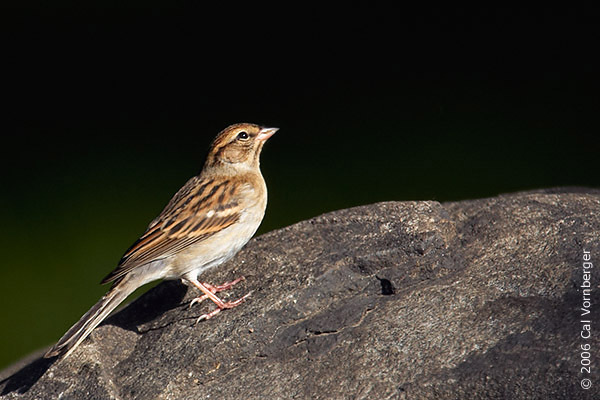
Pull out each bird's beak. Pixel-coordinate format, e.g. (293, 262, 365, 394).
(257, 127, 279, 142)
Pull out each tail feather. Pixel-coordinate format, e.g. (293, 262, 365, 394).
(44, 280, 137, 359)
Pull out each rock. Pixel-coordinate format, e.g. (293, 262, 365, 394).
(1, 189, 599, 399)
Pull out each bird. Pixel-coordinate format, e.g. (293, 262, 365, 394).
(44, 122, 278, 359)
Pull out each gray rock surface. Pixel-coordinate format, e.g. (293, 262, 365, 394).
(1, 189, 599, 399)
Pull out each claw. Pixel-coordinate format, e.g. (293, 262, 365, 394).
(188, 277, 246, 308)
(189, 295, 209, 308)
(186, 277, 251, 323)
(194, 291, 253, 324)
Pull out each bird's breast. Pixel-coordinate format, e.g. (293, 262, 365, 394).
(165, 200, 266, 279)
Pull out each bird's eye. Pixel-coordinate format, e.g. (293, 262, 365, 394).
(237, 131, 249, 140)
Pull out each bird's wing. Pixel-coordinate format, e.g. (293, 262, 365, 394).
(101, 175, 250, 284)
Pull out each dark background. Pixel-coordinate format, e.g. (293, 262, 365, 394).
(1, 6, 598, 369)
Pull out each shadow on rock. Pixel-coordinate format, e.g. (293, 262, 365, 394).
(0, 357, 55, 396)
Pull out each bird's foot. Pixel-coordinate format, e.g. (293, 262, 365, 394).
(189, 276, 246, 308)
(186, 276, 252, 323)
(195, 290, 253, 323)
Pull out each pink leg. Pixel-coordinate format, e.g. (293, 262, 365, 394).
(186, 277, 252, 323)
(188, 277, 246, 308)
(204, 277, 246, 293)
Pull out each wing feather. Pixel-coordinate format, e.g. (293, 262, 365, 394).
(101, 175, 249, 284)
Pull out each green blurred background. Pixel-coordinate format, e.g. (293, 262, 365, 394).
(1, 7, 598, 369)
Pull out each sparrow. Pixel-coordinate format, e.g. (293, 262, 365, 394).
(44, 122, 278, 359)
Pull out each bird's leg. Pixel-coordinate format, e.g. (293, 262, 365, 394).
(204, 277, 246, 293)
(185, 277, 252, 323)
(188, 277, 246, 307)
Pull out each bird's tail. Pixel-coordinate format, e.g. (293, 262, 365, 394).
(44, 278, 138, 359)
